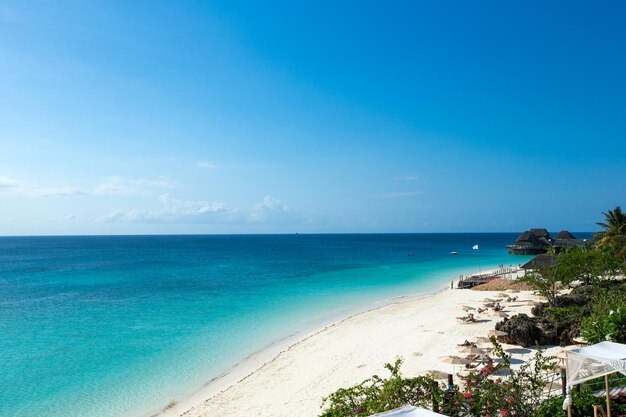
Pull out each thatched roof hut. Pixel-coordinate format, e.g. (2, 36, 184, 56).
(521, 254, 557, 270)
(555, 230, 576, 240)
(509, 229, 552, 254)
(509, 229, 585, 255)
(515, 231, 544, 245)
(530, 228, 550, 239)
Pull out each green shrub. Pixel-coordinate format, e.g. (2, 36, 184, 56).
(319, 358, 441, 417)
(580, 288, 626, 343)
(533, 386, 626, 417)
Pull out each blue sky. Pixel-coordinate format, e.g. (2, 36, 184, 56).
(1, 1, 625, 235)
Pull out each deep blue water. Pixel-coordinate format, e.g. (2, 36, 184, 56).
(0, 233, 541, 416)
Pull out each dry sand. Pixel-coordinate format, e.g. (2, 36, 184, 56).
(167, 276, 556, 417)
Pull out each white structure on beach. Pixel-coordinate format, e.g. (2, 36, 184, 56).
(564, 341, 626, 417)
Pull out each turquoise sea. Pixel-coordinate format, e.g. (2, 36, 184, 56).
(0, 234, 536, 417)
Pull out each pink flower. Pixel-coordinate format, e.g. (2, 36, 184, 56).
(500, 410, 510, 416)
(464, 391, 472, 399)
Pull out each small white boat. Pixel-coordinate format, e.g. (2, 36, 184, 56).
(450, 251, 458, 255)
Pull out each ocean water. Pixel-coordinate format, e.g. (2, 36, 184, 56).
(0, 233, 533, 417)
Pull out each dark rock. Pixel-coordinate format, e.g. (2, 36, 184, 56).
(496, 314, 544, 347)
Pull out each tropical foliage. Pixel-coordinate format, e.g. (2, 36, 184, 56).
(595, 205, 626, 263)
(319, 358, 441, 417)
(320, 343, 557, 417)
(320, 206, 626, 417)
(519, 263, 572, 307)
(557, 248, 622, 285)
(580, 286, 626, 344)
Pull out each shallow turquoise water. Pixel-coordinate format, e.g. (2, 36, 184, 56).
(0, 234, 533, 416)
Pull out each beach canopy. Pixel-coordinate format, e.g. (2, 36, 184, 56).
(565, 341, 626, 386)
(488, 330, 508, 337)
(368, 405, 447, 417)
(563, 342, 626, 414)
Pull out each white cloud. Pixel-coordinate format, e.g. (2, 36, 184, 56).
(32, 186, 86, 197)
(249, 196, 295, 223)
(56, 214, 77, 223)
(101, 210, 129, 223)
(0, 177, 86, 197)
(0, 175, 175, 198)
(100, 195, 309, 226)
(0, 177, 21, 188)
(93, 176, 176, 196)
(196, 161, 217, 169)
(100, 194, 232, 223)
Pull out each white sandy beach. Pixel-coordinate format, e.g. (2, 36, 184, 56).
(167, 275, 556, 417)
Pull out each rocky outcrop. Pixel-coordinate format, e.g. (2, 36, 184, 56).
(496, 314, 544, 347)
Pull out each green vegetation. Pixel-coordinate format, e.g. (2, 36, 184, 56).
(557, 248, 622, 286)
(319, 358, 441, 417)
(595, 206, 626, 263)
(319, 206, 626, 417)
(580, 287, 626, 344)
(520, 262, 572, 307)
(320, 342, 556, 417)
(533, 386, 626, 417)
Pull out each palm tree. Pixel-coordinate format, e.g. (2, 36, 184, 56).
(595, 206, 626, 263)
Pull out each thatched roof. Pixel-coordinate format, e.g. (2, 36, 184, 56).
(555, 230, 576, 240)
(530, 228, 550, 238)
(515, 231, 531, 243)
(521, 254, 557, 270)
(515, 231, 546, 246)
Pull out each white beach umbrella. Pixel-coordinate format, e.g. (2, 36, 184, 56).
(472, 336, 492, 344)
(439, 355, 471, 365)
(439, 355, 471, 374)
(491, 311, 509, 318)
(496, 293, 509, 298)
(461, 305, 476, 311)
(482, 298, 496, 302)
(487, 330, 508, 337)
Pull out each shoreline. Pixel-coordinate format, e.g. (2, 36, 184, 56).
(161, 265, 532, 417)
(156, 282, 452, 417)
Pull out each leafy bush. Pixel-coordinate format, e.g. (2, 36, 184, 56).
(319, 358, 441, 417)
(444, 343, 555, 417)
(320, 342, 558, 417)
(533, 386, 626, 417)
(580, 288, 626, 343)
